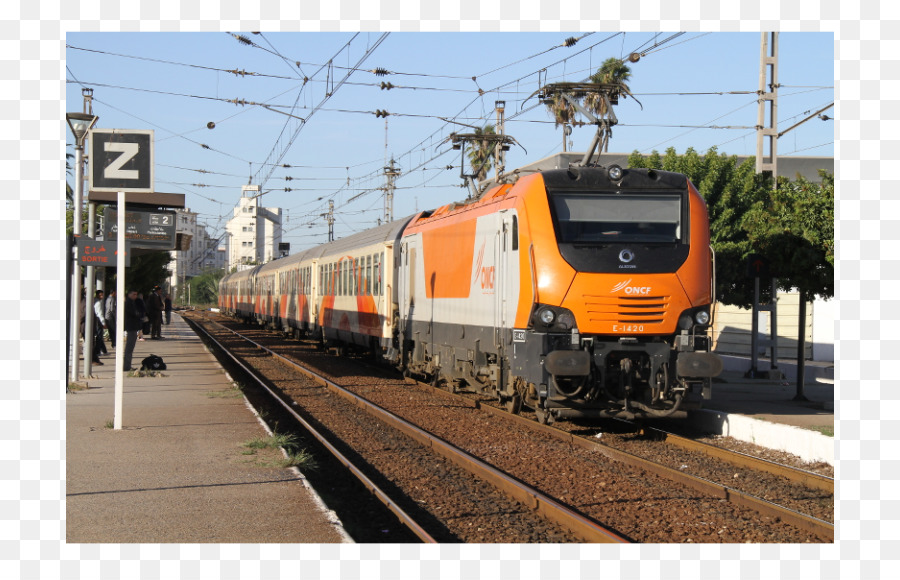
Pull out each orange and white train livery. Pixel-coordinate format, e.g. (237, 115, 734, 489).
(220, 164, 722, 422)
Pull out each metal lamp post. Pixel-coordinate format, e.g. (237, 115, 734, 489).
(67, 112, 98, 382)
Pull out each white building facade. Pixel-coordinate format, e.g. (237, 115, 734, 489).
(225, 185, 283, 271)
(166, 208, 226, 300)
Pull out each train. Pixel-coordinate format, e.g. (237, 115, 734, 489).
(219, 164, 723, 423)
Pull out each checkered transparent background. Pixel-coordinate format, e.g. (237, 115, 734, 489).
(8, 0, 888, 577)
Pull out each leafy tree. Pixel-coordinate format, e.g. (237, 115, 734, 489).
(188, 268, 226, 306)
(742, 171, 834, 297)
(741, 171, 834, 394)
(115, 251, 174, 296)
(627, 147, 832, 308)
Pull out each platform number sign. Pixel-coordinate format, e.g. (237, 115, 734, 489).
(89, 129, 154, 193)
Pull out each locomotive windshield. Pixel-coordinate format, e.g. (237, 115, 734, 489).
(551, 192, 682, 244)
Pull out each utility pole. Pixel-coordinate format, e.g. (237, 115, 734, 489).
(67, 89, 98, 383)
(750, 33, 783, 383)
(383, 158, 399, 223)
(756, 32, 779, 185)
(494, 101, 506, 180)
(322, 200, 335, 242)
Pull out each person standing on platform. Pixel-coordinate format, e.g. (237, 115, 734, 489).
(122, 289, 142, 372)
(135, 292, 147, 341)
(164, 293, 172, 325)
(92, 290, 108, 361)
(104, 289, 117, 349)
(147, 285, 164, 339)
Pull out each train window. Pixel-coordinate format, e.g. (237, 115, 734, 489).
(344, 260, 349, 296)
(512, 216, 519, 251)
(365, 255, 372, 296)
(550, 192, 682, 244)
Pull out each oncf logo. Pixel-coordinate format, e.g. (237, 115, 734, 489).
(611, 279, 652, 295)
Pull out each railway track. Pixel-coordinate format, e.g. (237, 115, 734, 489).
(185, 311, 833, 543)
(186, 312, 625, 543)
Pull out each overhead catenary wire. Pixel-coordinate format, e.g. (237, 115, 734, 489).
(67, 33, 831, 252)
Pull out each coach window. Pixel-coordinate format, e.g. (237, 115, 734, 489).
(343, 260, 349, 296)
(358, 257, 364, 296)
(372, 254, 379, 296)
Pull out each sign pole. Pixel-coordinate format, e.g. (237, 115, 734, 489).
(83, 202, 97, 378)
(114, 191, 126, 430)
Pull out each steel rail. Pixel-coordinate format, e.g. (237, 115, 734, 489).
(187, 316, 437, 543)
(639, 426, 834, 494)
(202, 316, 630, 544)
(201, 313, 832, 542)
(465, 398, 834, 542)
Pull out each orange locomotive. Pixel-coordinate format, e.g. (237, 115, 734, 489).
(220, 164, 722, 422)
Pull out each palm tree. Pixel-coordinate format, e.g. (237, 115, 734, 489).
(467, 124, 496, 182)
(543, 57, 637, 152)
(583, 57, 633, 117)
(546, 93, 577, 128)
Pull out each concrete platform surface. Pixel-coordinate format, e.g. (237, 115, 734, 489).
(693, 366, 835, 466)
(66, 313, 351, 544)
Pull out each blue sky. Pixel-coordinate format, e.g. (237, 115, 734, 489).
(65, 32, 834, 252)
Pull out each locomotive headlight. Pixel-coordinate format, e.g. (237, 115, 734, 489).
(695, 310, 711, 326)
(608, 164, 623, 181)
(557, 312, 576, 330)
(539, 308, 556, 325)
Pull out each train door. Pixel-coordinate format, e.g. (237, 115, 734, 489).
(381, 243, 393, 339)
(494, 211, 518, 341)
(494, 212, 508, 346)
(399, 240, 417, 324)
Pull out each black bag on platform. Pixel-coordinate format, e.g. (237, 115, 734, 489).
(141, 354, 167, 371)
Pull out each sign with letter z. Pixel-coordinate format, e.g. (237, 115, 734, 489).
(89, 129, 154, 193)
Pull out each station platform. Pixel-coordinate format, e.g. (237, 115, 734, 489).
(692, 355, 835, 466)
(66, 312, 351, 544)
